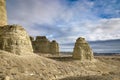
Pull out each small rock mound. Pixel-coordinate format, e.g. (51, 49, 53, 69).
(72, 37, 94, 60)
(0, 25, 33, 55)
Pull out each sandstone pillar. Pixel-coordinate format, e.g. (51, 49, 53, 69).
(72, 37, 94, 60)
(0, 0, 7, 26)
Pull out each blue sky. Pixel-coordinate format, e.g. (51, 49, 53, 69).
(6, 0, 120, 51)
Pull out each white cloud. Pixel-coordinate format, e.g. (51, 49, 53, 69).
(7, 0, 65, 25)
(6, 0, 120, 51)
(84, 18, 120, 41)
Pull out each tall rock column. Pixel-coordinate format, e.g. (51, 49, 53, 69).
(72, 37, 94, 61)
(0, 0, 33, 55)
(0, 0, 7, 26)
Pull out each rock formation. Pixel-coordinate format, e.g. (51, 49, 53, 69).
(50, 40, 59, 55)
(31, 36, 59, 55)
(0, 25, 33, 55)
(0, 0, 7, 26)
(72, 37, 94, 60)
(33, 36, 50, 53)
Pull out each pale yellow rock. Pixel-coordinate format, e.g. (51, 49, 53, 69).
(50, 40, 59, 55)
(72, 37, 94, 60)
(4, 76, 10, 80)
(0, 0, 7, 26)
(31, 36, 59, 55)
(0, 25, 33, 55)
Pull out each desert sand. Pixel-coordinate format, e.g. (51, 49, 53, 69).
(0, 50, 119, 80)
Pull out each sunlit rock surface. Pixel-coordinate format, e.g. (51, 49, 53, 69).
(72, 37, 94, 60)
(0, 0, 7, 26)
(0, 25, 33, 55)
(31, 36, 59, 55)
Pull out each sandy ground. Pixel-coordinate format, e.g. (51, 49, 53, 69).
(58, 55, 120, 80)
(0, 50, 120, 80)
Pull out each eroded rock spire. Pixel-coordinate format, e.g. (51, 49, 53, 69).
(0, 0, 7, 26)
(72, 37, 94, 61)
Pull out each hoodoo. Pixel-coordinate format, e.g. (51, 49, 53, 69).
(0, 0, 7, 26)
(33, 36, 50, 53)
(0, 0, 33, 55)
(0, 25, 33, 55)
(31, 36, 59, 55)
(72, 37, 94, 61)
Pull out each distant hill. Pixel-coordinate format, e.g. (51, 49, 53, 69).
(88, 39, 120, 53)
(60, 39, 120, 53)
(89, 39, 120, 44)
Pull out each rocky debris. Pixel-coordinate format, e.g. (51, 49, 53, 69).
(0, 0, 7, 26)
(31, 36, 59, 55)
(0, 25, 33, 55)
(72, 37, 94, 60)
(50, 40, 59, 55)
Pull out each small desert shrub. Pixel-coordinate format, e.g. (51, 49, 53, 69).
(109, 72, 116, 75)
(102, 73, 109, 76)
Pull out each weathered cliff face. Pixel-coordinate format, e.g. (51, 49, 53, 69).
(0, 0, 7, 26)
(31, 36, 59, 55)
(0, 25, 33, 55)
(50, 40, 59, 55)
(72, 37, 94, 60)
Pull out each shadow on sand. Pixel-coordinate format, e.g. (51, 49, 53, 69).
(48, 56, 76, 61)
(59, 74, 119, 80)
